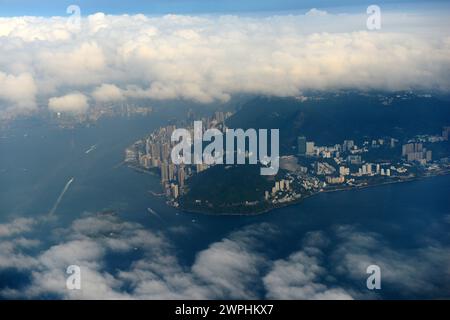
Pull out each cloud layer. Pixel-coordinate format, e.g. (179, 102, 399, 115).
(0, 9, 450, 117)
(0, 212, 449, 299)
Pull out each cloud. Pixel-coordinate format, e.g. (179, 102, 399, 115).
(0, 217, 35, 238)
(92, 84, 124, 103)
(330, 225, 450, 298)
(0, 215, 275, 299)
(191, 224, 275, 299)
(0, 10, 450, 117)
(263, 231, 353, 300)
(0, 213, 449, 300)
(305, 8, 328, 17)
(263, 251, 353, 299)
(48, 92, 89, 114)
(0, 72, 37, 112)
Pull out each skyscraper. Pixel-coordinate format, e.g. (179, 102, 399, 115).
(343, 140, 355, 152)
(171, 184, 179, 199)
(306, 142, 315, 156)
(178, 166, 185, 189)
(443, 127, 450, 140)
(151, 143, 160, 160)
(161, 162, 169, 183)
(297, 136, 306, 156)
(168, 163, 175, 181)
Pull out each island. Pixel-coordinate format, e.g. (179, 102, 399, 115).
(124, 92, 450, 215)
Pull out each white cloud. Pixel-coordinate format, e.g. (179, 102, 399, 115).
(0, 217, 35, 238)
(305, 8, 328, 17)
(92, 84, 124, 103)
(0, 10, 449, 117)
(48, 92, 89, 114)
(0, 72, 37, 112)
(263, 251, 353, 300)
(331, 225, 450, 297)
(263, 231, 353, 300)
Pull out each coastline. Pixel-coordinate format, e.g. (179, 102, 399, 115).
(127, 157, 450, 216)
(176, 169, 450, 216)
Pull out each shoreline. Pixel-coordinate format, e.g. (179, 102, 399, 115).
(176, 169, 450, 216)
(127, 161, 450, 216)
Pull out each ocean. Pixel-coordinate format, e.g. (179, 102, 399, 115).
(1, 113, 449, 299)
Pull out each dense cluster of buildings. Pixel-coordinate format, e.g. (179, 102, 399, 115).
(263, 126, 450, 202)
(125, 111, 231, 203)
(127, 114, 449, 209)
(294, 135, 400, 186)
(260, 125, 448, 206)
(402, 143, 432, 164)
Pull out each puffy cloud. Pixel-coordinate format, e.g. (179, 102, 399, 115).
(0, 10, 449, 117)
(92, 84, 124, 103)
(0, 72, 37, 112)
(263, 251, 353, 299)
(191, 224, 275, 299)
(263, 231, 353, 300)
(330, 225, 450, 298)
(0, 217, 35, 238)
(48, 92, 89, 114)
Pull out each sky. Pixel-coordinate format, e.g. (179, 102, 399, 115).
(0, 0, 448, 16)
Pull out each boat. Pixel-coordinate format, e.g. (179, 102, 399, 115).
(85, 144, 97, 154)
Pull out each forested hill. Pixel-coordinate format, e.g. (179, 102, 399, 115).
(226, 93, 450, 154)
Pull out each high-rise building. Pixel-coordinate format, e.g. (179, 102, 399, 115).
(390, 138, 396, 148)
(403, 143, 429, 162)
(177, 166, 185, 189)
(343, 140, 355, 152)
(168, 163, 175, 181)
(443, 127, 450, 140)
(297, 136, 306, 156)
(171, 184, 179, 199)
(347, 155, 362, 165)
(339, 166, 350, 176)
(145, 138, 152, 155)
(161, 143, 171, 161)
(215, 111, 225, 124)
(140, 155, 151, 169)
(196, 164, 205, 173)
(402, 143, 414, 156)
(306, 142, 315, 156)
(151, 143, 160, 160)
(161, 162, 169, 183)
